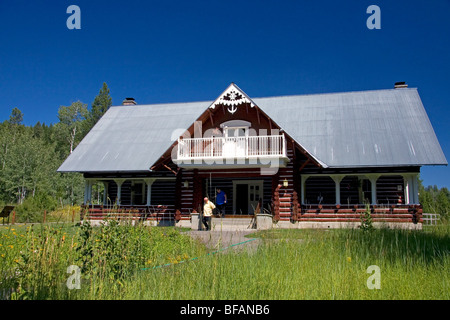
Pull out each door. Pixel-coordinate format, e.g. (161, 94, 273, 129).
(248, 182, 262, 213)
(235, 184, 248, 215)
(233, 180, 264, 214)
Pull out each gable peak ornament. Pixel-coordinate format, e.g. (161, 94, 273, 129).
(209, 83, 256, 115)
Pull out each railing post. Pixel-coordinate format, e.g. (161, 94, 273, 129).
(211, 137, 213, 158)
(245, 136, 248, 157)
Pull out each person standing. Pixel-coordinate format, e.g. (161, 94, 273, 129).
(202, 197, 215, 231)
(216, 188, 227, 218)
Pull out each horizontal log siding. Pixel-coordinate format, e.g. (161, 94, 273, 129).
(273, 147, 295, 221)
(106, 179, 175, 207)
(298, 204, 422, 223)
(304, 176, 335, 205)
(180, 170, 194, 216)
(376, 175, 405, 205)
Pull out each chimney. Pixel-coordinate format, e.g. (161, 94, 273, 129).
(122, 97, 137, 105)
(394, 82, 408, 89)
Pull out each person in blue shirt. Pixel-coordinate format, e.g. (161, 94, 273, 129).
(215, 188, 227, 218)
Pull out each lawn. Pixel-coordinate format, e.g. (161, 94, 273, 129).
(0, 220, 448, 300)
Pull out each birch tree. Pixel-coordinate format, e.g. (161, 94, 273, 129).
(55, 101, 89, 155)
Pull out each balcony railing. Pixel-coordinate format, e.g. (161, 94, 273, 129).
(177, 135, 287, 160)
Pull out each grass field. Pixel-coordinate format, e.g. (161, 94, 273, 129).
(0, 219, 448, 300)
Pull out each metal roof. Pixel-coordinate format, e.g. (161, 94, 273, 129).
(57, 101, 209, 172)
(254, 88, 447, 168)
(57, 87, 447, 173)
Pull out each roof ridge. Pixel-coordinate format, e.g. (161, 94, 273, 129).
(110, 87, 418, 108)
(252, 87, 418, 100)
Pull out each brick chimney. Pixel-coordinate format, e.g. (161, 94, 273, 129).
(394, 82, 408, 89)
(122, 97, 137, 105)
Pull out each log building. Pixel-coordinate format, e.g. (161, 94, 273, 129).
(58, 83, 447, 228)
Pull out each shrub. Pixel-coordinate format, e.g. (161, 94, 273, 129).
(359, 202, 374, 232)
(14, 193, 58, 223)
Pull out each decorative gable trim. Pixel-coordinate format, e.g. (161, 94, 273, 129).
(209, 83, 256, 114)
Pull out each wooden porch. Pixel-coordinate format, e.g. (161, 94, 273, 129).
(291, 204, 423, 223)
(80, 203, 423, 225)
(81, 204, 190, 223)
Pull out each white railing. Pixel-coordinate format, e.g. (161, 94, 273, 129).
(177, 135, 286, 160)
(422, 213, 440, 226)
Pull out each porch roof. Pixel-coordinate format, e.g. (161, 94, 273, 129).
(57, 87, 447, 173)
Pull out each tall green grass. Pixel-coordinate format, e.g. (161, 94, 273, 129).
(1, 221, 448, 300)
(0, 219, 205, 299)
(123, 225, 449, 300)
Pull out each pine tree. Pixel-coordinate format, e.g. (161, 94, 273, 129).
(8, 107, 24, 125)
(89, 82, 112, 127)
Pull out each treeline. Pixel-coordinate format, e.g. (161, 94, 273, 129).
(419, 182, 450, 220)
(0, 83, 112, 221)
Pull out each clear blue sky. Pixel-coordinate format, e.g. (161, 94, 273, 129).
(0, 0, 449, 187)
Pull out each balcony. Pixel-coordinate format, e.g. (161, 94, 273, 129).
(175, 135, 288, 168)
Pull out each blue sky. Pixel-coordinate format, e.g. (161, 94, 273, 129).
(0, 0, 449, 187)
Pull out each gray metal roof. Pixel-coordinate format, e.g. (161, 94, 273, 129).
(57, 87, 447, 173)
(58, 101, 209, 172)
(254, 88, 447, 168)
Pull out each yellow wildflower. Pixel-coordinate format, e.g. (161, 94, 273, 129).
(346, 257, 352, 263)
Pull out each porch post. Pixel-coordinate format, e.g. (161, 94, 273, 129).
(404, 175, 411, 204)
(144, 178, 156, 206)
(89, 180, 94, 203)
(300, 175, 309, 205)
(114, 179, 126, 205)
(332, 175, 344, 205)
(84, 180, 89, 205)
(411, 174, 419, 204)
(84, 179, 95, 204)
(403, 173, 419, 204)
(102, 181, 109, 205)
(368, 175, 380, 205)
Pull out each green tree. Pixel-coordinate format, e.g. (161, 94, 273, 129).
(8, 107, 24, 125)
(55, 101, 89, 155)
(0, 126, 59, 204)
(419, 177, 450, 221)
(33, 121, 43, 138)
(88, 82, 112, 128)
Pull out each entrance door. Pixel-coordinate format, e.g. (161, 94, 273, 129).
(233, 180, 263, 214)
(248, 183, 262, 213)
(235, 184, 248, 215)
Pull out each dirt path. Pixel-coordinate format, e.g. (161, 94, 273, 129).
(187, 229, 261, 253)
